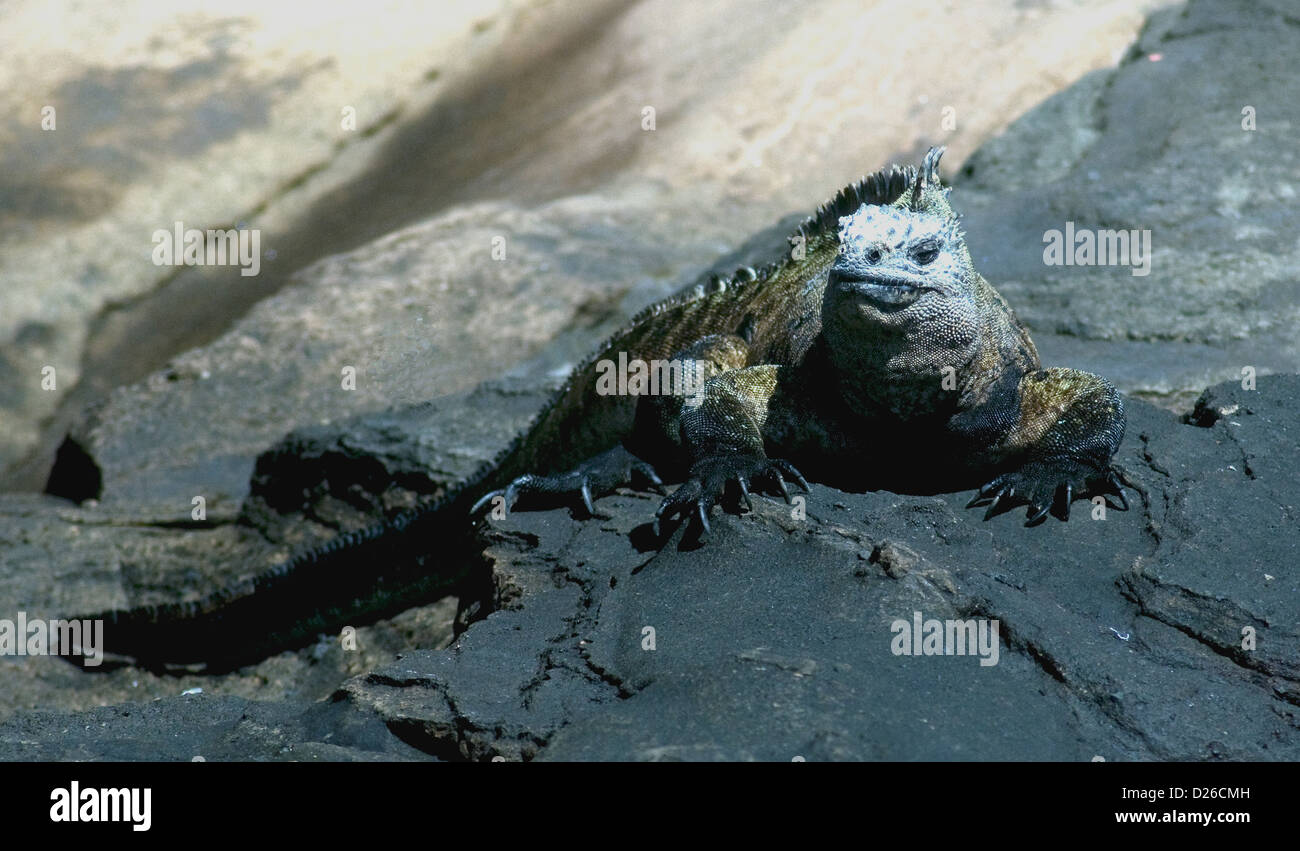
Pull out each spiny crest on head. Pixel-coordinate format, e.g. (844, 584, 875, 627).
(836, 147, 963, 251)
(797, 146, 956, 247)
(802, 164, 914, 244)
(902, 146, 951, 215)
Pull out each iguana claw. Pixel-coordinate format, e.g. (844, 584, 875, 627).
(736, 474, 753, 512)
(635, 462, 665, 491)
(1106, 470, 1129, 510)
(653, 455, 808, 539)
(770, 458, 811, 494)
(985, 487, 1014, 521)
(471, 446, 661, 519)
(696, 501, 711, 534)
(1025, 501, 1052, 525)
(968, 460, 1129, 524)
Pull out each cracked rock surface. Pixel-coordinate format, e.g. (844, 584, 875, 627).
(336, 376, 1300, 761)
(2, 377, 1296, 760)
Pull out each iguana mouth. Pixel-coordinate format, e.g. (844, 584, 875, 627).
(830, 269, 933, 305)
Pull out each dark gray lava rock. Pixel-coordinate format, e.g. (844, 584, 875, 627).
(0, 693, 425, 762)
(5, 375, 1296, 761)
(331, 377, 1299, 761)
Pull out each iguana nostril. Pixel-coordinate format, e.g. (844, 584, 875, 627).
(866, 248, 883, 263)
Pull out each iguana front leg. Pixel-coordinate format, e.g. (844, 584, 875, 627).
(969, 367, 1128, 524)
(654, 364, 809, 536)
(473, 334, 753, 518)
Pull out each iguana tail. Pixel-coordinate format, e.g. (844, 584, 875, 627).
(69, 475, 495, 672)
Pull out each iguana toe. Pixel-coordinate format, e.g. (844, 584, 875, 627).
(1105, 470, 1130, 510)
(474, 446, 662, 520)
(653, 454, 808, 539)
(769, 458, 810, 494)
(1025, 500, 1052, 525)
(736, 474, 754, 512)
(972, 458, 1125, 524)
(696, 501, 711, 534)
(983, 485, 1014, 521)
(633, 461, 665, 492)
(654, 478, 712, 538)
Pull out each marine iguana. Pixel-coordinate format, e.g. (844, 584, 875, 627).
(78, 147, 1127, 670)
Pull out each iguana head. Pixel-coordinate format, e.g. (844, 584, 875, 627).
(825, 147, 973, 316)
(828, 202, 968, 307)
(821, 147, 983, 378)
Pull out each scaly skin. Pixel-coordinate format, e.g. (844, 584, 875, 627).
(76, 147, 1127, 669)
(492, 146, 1127, 531)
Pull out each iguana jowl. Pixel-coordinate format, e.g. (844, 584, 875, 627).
(83, 147, 1127, 668)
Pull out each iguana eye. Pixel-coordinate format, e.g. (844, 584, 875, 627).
(911, 241, 940, 265)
